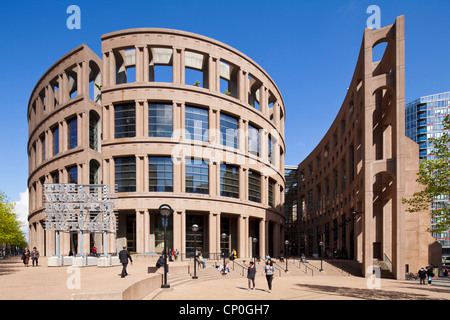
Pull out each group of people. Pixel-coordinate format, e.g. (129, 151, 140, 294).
(247, 257, 275, 293)
(168, 249, 180, 261)
(417, 266, 436, 285)
(21, 247, 40, 267)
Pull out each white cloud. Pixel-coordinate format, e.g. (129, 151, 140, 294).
(13, 189, 29, 242)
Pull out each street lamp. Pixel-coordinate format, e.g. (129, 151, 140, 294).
(192, 224, 199, 279)
(252, 238, 258, 264)
(221, 233, 227, 275)
(319, 241, 324, 272)
(159, 204, 173, 288)
(284, 240, 289, 272)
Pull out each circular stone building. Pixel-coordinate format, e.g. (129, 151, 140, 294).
(27, 28, 286, 260)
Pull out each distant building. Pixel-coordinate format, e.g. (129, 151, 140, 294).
(405, 91, 450, 261)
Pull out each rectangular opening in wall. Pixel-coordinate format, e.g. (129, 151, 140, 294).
(153, 65, 173, 82)
(185, 67, 205, 88)
(219, 60, 237, 98)
(248, 74, 261, 110)
(149, 47, 173, 83)
(89, 61, 101, 103)
(185, 51, 208, 88)
(126, 65, 136, 83)
(68, 73, 77, 100)
(124, 48, 136, 83)
(50, 77, 59, 108)
(220, 78, 230, 95)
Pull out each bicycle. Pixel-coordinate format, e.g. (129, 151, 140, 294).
(405, 272, 418, 280)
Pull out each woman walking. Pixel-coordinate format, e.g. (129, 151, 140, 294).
(264, 259, 274, 293)
(247, 261, 256, 290)
(22, 247, 30, 267)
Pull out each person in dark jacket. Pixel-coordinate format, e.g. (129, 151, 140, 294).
(119, 246, 133, 278)
(247, 261, 256, 290)
(156, 254, 169, 275)
(418, 267, 427, 285)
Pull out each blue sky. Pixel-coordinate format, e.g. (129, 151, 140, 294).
(0, 0, 449, 219)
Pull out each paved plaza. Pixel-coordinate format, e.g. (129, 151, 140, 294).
(0, 256, 449, 300)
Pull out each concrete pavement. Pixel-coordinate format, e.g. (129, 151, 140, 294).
(0, 255, 449, 300)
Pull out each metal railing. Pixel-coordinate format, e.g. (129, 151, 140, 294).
(289, 258, 314, 276)
(231, 260, 247, 277)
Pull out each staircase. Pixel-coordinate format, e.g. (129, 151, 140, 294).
(143, 257, 365, 299)
(373, 259, 394, 279)
(143, 260, 244, 300)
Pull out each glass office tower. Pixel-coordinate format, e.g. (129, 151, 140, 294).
(405, 91, 450, 262)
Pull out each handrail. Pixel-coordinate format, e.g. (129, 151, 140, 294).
(293, 259, 314, 276)
(271, 260, 283, 277)
(383, 254, 393, 272)
(232, 260, 247, 277)
(324, 259, 352, 276)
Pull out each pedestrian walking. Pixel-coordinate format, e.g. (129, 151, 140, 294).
(22, 247, 30, 267)
(418, 267, 426, 285)
(119, 246, 133, 278)
(247, 261, 256, 290)
(426, 266, 434, 285)
(30, 247, 39, 266)
(264, 259, 274, 293)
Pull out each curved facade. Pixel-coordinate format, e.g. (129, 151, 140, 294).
(28, 29, 286, 260)
(288, 16, 440, 279)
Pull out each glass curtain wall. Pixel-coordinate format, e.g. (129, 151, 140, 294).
(115, 103, 136, 138)
(149, 157, 173, 192)
(185, 158, 209, 194)
(115, 157, 136, 192)
(185, 106, 208, 142)
(148, 103, 173, 137)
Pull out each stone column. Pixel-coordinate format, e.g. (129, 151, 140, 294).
(135, 210, 144, 253)
(260, 219, 266, 258)
(237, 215, 248, 259)
(173, 209, 183, 256)
(144, 210, 150, 253)
(209, 212, 220, 259)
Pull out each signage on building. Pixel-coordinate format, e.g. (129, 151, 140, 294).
(43, 184, 117, 232)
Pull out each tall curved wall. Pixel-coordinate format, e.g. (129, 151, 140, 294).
(291, 16, 439, 279)
(28, 29, 286, 260)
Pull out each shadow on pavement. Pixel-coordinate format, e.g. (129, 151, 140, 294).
(294, 283, 446, 300)
(0, 257, 23, 276)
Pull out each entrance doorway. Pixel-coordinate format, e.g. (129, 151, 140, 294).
(186, 213, 208, 258)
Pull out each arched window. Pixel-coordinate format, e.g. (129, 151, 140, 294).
(89, 110, 100, 151)
(89, 159, 100, 184)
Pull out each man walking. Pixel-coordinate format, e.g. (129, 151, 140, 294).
(31, 247, 40, 267)
(119, 246, 133, 278)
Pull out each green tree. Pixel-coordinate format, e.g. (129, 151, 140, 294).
(403, 114, 450, 233)
(0, 191, 27, 249)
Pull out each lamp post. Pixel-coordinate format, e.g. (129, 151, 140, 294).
(221, 233, 227, 275)
(159, 204, 173, 289)
(192, 224, 199, 279)
(319, 241, 324, 272)
(285, 240, 289, 272)
(252, 238, 258, 264)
